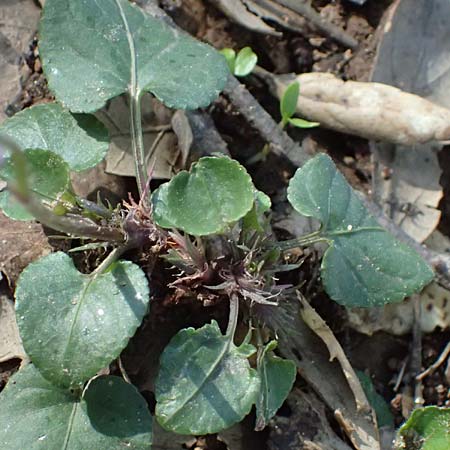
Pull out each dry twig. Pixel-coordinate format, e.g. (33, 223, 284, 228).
(416, 341, 450, 381)
(222, 75, 310, 166)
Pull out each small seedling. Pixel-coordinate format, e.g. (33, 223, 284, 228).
(0, 0, 435, 448)
(280, 81, 320, 129)
(220, 46, 258, 77)
(247, 81, 319, 164)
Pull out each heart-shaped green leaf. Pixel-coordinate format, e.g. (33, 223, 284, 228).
(155, 321, 260, 434)
(0, 364, 152, 449)
(0, 103, 109, 171)
(152, 157, 255, 236)
(255, 341, 296, 431)
(396, 406, 450, 450)
(287, 153, 434, 307)
(15, 252, 150, 387)
(39, 0, 228, 112)
(0, 149, 70, 221)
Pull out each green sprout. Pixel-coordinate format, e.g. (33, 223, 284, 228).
(220, 46, 258, 77)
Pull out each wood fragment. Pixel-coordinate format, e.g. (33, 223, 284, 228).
(185, 110, 230, 157)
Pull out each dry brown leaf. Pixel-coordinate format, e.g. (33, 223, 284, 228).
(264, 71, 450, 145)
(70, 160, 127, 204)
(0, 296, 27, 364)
(97, 95, 181, 180)
(171, 110, 193, 169)
(0, 212, 52, 286)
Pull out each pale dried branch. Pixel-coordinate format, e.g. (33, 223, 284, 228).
(256, 67, 450, 145)
(297, 293, 373, 415)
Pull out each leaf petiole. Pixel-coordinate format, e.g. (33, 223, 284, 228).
(114, 0, 147, 200)
(226, 293, 240, 339)
(275, 230, 327, 251)
(324, 226, 385, 237)
(130, 93, 147, 199)
(90, 245, 129, 279)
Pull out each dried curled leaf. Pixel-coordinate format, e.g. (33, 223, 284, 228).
(271, 72, 450, 145)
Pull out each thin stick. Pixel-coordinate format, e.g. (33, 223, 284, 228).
(416, 341, 450, 381)
(393, 358, 408, 392)
(223, 75, 310, 166)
